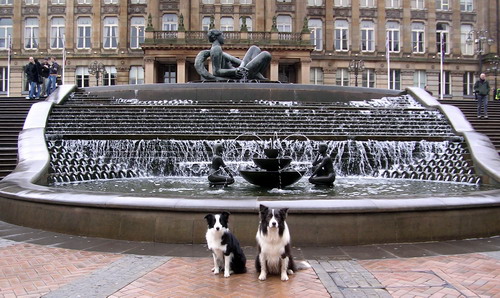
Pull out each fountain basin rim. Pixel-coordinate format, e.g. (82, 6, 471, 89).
(1, 178, 500, 214)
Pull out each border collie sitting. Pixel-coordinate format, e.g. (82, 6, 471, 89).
(255, 204, 296, 281)
(204, 212, 247, 277)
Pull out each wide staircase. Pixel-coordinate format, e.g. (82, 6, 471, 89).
(440, 99, 500, 153)
(0, 98, 38, 180)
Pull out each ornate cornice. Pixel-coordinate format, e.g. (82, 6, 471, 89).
(307, 7, 325, 16)
(239, 5, 253, 14)
(128, 4, 146, 15)
(460, 12, 476, 22)
(359, 8, 377, 18)
(385, 9, 402, 19)
(276, 3, 294, 13)
(49, 6, 66, 15)
(75, 5, 92, 14)
(411, 10, 427, 19)
(22, 6, 39, 15)
(0, 7, 13, 16)
(436, 11, 453, 21)
(333, 8, 351, 18)
(201, 5, 215, 14)
(101, 5, 119, 15)
(221, 6, 234, 14)
(160, 3, 179, 10)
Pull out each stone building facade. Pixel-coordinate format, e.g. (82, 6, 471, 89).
(0, 0, 498, 99)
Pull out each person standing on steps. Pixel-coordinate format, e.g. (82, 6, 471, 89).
(47, 57, 60, 96)
(474, 73, 491, 119)
(24, 57, 39, 100)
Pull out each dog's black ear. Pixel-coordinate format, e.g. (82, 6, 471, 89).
(280, 208, 289, 219)
(204, 214, 214, 223)
(259, 204, 268, 213)
(221, 211, 231, 219)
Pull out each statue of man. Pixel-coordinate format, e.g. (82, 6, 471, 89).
(195, 29, 271, 81)
(208, 143, 235, 186)
(309, 143, 336, 186)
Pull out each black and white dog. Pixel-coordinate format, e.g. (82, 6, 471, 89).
(204, 212, 247, 277)
(255, 204, 296, 281)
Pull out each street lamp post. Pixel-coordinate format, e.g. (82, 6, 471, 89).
(88, 61, 107, 87)
(348, 59, 365, 87)
(486, 56, 499, 99)
(466, 30, 494, 74)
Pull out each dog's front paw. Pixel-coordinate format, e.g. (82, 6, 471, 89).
(281, 273, 289, 281)
(224, 271, 231, 278)
(213, 268, 220, 274)
(258, 273, 267, 281)
(287, 269, 294, 275)
(211, 267, 216, 272)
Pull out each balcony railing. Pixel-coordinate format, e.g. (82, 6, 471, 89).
(146, 30, 312, 47)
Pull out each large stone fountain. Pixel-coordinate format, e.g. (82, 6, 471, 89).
(0, 82, 498, 246)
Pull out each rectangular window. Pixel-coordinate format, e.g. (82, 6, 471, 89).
(360, 21, 374, 52)
(0, 67, 8, 92)
(309, 19, 323, 51)
(103, 66, 116, 86)
(130, 0, 146, 3)
(411, 22, 425, 53)
(461, 24, 473, 55)
(335, 20, 349, 51)
(463, 72, 475, 95)
(164, 64, 177, 83)
(362, 69, 375, 88)
(129, 66, 144, 85)
(307, 0, 322, 6)
(310, 67, 323, 85)
(75, 67, 89, 88)
(360, 0, 375, 7)
(50, 17, 65, 49)
(25, 0, 39, 4)
(103, 17, 118, 49)
(439, 71, 451, 95)
(202, 0, 215, 3)
(436, 23, 450, 54)
(386, 0, 400, 8)
(0, 0, 13, 4)
(24, 18, 39, 49)
(0, 18, 12, 49)
(277, 15, 292, 32)
(334, 0, 350, 6)
(162, 14, 178, 31)
(411, 0, 424, 9)
(77, 0, 91, 3)
(460, 0, 473, 11)
(77, 17, 91, 49)
(389, 69, 401, 90)
(336, 68, 349, 86)
(436, 0, 450, 10)
(130, 17, 145, 49)
(221, 0, 234, 3)
(387, 23, 400, 52)
(202, 17, 211, 31)
(413, 70, 426, 88)
(220, 17, 234, 31)
(104, 0, 118, 4)
(51, 0, 65, 4)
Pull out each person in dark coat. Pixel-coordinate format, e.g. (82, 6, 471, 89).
(40, 57, 50, 97)
(24, 57, 39, 100)
(474, 73, 491, 119)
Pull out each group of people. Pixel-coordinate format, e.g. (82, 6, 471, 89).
(24, 56, 60, 100)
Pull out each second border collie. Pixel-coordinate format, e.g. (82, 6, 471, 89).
(204, 212, 247, 277)
(255, 204, 296, 281)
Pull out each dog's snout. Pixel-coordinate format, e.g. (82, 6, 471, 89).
(216, 227, 220, 231)
(271, 222, 277, 227)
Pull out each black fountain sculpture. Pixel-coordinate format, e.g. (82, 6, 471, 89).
(309, 143, 336, 187)
(239, 140, 306, 189)
(194, 29, 271, 81)
(208, 143, 235, 187)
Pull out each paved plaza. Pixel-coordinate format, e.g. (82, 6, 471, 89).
(0, 220, 499, 297)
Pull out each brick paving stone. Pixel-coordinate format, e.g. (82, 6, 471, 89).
(110, 257, 329, 298)
(360, 253, 500, 298)
(0, 243, 122, 297)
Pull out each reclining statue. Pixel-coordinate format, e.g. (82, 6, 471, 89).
(195, 29, 271, 81)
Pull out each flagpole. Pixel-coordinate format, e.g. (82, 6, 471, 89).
(7, 34, 11, 97)
(386, 31, 390, 89)
(440, 33, 444, 100)
(62, 34, 66, 85)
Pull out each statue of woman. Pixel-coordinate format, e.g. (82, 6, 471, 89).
(309, 143, 336, 186)
(195, 29, 271, 81)
(208, 143, 235, 186)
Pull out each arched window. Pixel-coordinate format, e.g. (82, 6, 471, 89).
(308, 19, 323, 51)
(162, 14, 178, 31)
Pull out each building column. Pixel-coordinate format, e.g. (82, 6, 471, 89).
(117, 65, 130, 85)
(270, 58, 279, 81)
(177, 57, 186, 83)
(144, 57, 156, 84)
(401, 69, 414, 90)
(323, 67, 336, 85)
(451, 71, 464, 100)
(299, 58, 311, 84)
(66, 0, 75, 52)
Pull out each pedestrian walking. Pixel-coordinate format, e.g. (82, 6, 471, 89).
(40, 57, 50, 97)
(47, 57, 59, 95)
(474, 73, 491, 119)
(24, 57, 39, 100)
